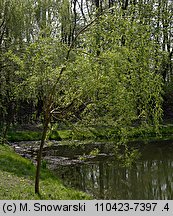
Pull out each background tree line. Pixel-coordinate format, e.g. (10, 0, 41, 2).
(0, 0, 172, 128)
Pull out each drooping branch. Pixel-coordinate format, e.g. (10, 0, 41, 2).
(49, 13, 102, 104)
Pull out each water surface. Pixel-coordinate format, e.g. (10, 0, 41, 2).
(52, 141, 173, 199)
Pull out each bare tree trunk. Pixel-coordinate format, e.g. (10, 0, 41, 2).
(121, 0, 129, 46)
(35, 107, 50, 194)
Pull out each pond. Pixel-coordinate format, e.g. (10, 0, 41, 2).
(47, 141, 173, 199)
(13, 140, 173, 199)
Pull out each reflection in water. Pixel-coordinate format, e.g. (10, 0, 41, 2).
(52, 144, 173, 199)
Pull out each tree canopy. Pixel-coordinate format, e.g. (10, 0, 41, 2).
(1, 0, 172, 194)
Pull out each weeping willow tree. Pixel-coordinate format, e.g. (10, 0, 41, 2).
(73, 9, 163, 139)
(1, 1, 164, 195)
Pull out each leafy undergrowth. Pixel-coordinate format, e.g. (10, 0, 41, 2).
(0, 144, 91, 200)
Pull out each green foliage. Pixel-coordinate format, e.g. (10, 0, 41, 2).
(49, 130, 62, 141)
(58, 130, 73, 140)
(1, 1, 165, 142)
(89, 148, 100, 156)
(76, 12, 163, 137)
(7, 130, 41, 142)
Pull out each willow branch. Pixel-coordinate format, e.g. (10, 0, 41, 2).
(49, 14, 102, 104)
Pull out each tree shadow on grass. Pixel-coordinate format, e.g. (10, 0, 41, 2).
(0, 154, 52, 181)
(0, 154, 35, 177)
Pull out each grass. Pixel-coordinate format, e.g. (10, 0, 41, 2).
(129, 124, 173, 142)
(4, 123, 173, 144)
(7, 130, 61, 142)
(0, 144, 91, 200)
(7, 131, 42, 141)
(5, 127, 95, 142)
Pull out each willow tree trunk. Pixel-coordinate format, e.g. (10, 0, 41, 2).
(35, 109, 50, 194)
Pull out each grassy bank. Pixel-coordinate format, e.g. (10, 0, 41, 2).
(5, 123, 173, 143)
(0, 144, 91, 200)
